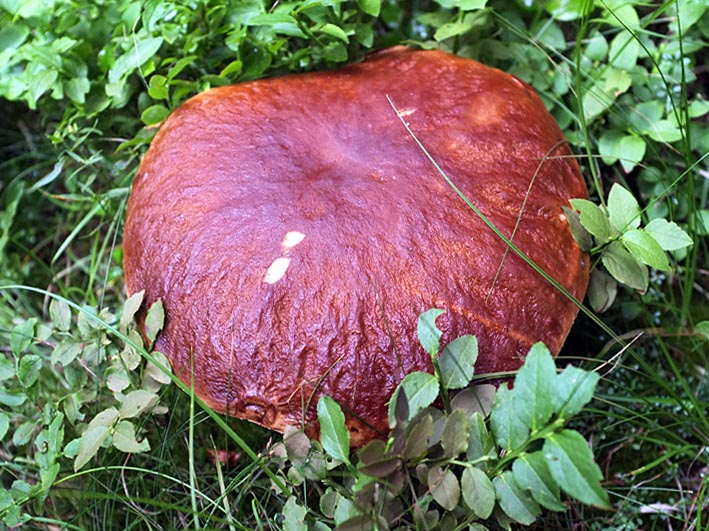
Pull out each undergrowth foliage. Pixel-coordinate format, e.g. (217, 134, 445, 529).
(0, 292, 170, 526)
(270, 310, 609, 530)
(1, 0, 708, 529)
(566, 182, 694, 311)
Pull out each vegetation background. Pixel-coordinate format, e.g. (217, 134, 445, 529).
(0, 0, 707, 529)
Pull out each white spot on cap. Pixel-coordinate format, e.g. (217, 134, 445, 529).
(282, 231, 305, 251)
(263, 257, 291, 284)
(397, 108, 416, 117)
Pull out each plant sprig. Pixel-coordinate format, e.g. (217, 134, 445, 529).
(566, 183, 693, 312)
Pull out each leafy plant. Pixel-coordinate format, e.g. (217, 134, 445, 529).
(0, 291, 172, 527)
(271, 309, 609, 530)
(566, 183, 694, 312)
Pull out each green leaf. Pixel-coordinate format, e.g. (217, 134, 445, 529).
(513, 343, 556, 431)
(74, 425, 110, 471)
(388, 371, 439, 425)
(11, 318, 36, 357)
(598, 131, 645, 173)
(391, 380, 410, 428)
(554, 365, 599, 418)
(148, 75, 168, 99)
(165, 55, 197, 81)
(319, 23, 349, 43)
(12, 419, 35, 446)
(121, 334, 143, 370)
(403, 412, 434, 459)
(544, 430, 610, 508)
(439, 334, 477, 389)
(441, 409, 470, 458)
(333, 493, 360, 525)
(618, 136, 645, 173)
(0, 413, 8, 441)
(219, 60, 243, 78)
(120, 290, 144, 329)
(0, 356, 14, 381)
(467, 412, 496, 466)
(108, 35, 164, 83)
(145, 350, 172, 385)
(29, 68, 59, 104)
(450, 383, 496, 418)
(0, 388, 26, 407)
(89, 407, 119, 429)
(608, 29, 640, 70)
(645, 120, 683, 143)
(49, 299, 72, 332)
(434, 21, 474, 41)
(645, 219, 693, 251)
(355, 24, 374, 47)
(357, 0, 381, 16)
(64, 77, 90, 104)
(601, 241, 648, 291)
(607, 184, 641, 232)
(460, 0, 487, 9)
(568, 199, 613, 244)
(141, 104, 170, 126)
(418, 308, 445, 357)
(669, 0, 708, 32)
(561, 206, 593, 252)
(317, 395, 350, 464)
(112, 420, 150, 453)
(587, 269, 617, 313)
(106, 365, 130, 393)
(461, 466, 495, 519)
(322, 41, 347, 62)
(428, 466, 460, 511)
(688, 99, 709, 118)
(512, 452, 566, 511)
(283, 496, 307, 531)
(35, 413, 64, 469)
(358, 439, 399, 477)
(493, 471, 541, 525)
(51, 340, 82, 367)
(144, 298, 164, 346)
(17, 354, 41, 388)
(603, 67, 631, 94)
(603, 0, 639, 28)
(584, 31, 608, 61)
(283, 425, 311, 464)
(245, 13, 306, 38)
(622, 229, 670, 271)
(40, 463, 60, 493)
(545, 0, 589, 21)
(490, 384, 529, 451)
(0, 23, 29, 52)
(119, 390, 159, 419)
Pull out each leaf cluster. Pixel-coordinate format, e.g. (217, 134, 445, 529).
(0, 292, 171, 527)
(566, 183, 693, 311)
(270, 309, 609, 530)
(0, 0, 383, 134)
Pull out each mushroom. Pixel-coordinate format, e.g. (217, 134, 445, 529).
(123, 47, 589, 446)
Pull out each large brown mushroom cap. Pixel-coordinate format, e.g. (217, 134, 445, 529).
(123, 47, 589, 446)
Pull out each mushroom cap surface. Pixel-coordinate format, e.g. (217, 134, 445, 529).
(123, 47, 589, 446)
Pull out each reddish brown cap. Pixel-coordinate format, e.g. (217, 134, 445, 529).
(123, 47, 589, 446)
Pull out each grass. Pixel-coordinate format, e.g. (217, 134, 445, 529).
(1, 0, 708, 529)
